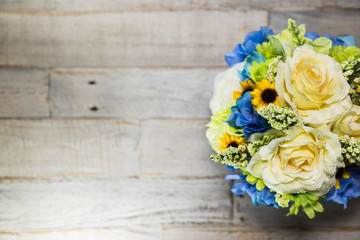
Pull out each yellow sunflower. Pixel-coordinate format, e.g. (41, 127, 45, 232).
(357, 86, 360, 93)
(219, 133, 245, 152)
(233, 79, 255, 100)
(250, 79, 282, 110)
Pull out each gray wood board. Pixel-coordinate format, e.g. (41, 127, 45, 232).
(0, 227, 162, 240)
(163, 226, 360, 240)
(50, 68, 218, 119)
(270, 10, 360, 42)
(0, 119, 140, 178)
(0, 178, 232, 230)
(0, 68, 49, 117)
(140, 119, 228, 177)
(0, 0, 359, 11)
(0, 11, 267, 68)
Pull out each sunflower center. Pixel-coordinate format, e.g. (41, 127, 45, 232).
(261, 88, 278, 103)
(227, 141, 239, 148)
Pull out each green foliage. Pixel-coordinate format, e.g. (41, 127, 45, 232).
(277, 19, 306, 47)
(275, 193, 295, 208)
(330, 46, 360, 63)
(275, 19, 332, 55)
(286, 193, 324, 219)
(256, 36, 286, 62)
(242, 169, 266, 191)
(249, 57, 281, 83)
(256, 42, 278, 60)
(268, 36, 287, 61)
(206, 108, 242, 153)
(249, 60, 270, 82)
(308, 37, 332, 55)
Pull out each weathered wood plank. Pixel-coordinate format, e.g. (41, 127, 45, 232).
(0, 0, 359, 11)
(0, 11, 267, 68)
(140, 119, 228, 177)
(0, 178, 231, 230)
(163, 226, 360, 240)
(0, 227, 162, 240)
(270, 10, 360, 42)
(0, 68, 49, 117)
(50, 68, 217, 119)
(0, 119, 140, 178)
(234, 194, 360, 227)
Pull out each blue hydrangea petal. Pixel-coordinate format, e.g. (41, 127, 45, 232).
(305, 32, 320, 41)
(225, 44, 247, 67)
(324, 167, 360, 209)
(306, 32, 357, 47)
(225, 174, 246, 181)
(336, 35, 357, 47)
(225, 27, 273, 67)
(225, 165, 237, 172)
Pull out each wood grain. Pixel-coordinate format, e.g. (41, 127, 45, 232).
(270, 10, 360, 42)
(0, 119, 140, 178)
(163, 226, 360, 240)
(0, 11, 267, 68)
(140, 119, 228, 177)
(234, 194, 360, 227)
(0, 68, 49, 117)
(50, 68, 218, 119)
(0, 0, 359, 12)
(0, 178, 231, 230)
(0, 227, 162, 240)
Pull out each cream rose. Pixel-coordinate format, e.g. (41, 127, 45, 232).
(246, 126, 343, 196)
(275, 44, 352, 125)
(331, 104, 360, 140)
(209, 62, 245, 114)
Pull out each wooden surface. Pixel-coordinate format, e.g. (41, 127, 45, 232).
(1, 1, 360, 239)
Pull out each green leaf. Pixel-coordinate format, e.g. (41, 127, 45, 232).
(255, 179, 265, 191)
(288, 19, 306, 46)
(287, 204, 296, 216)
(298, 194, 308, 207)
(294, 205, 299, 215)
(303, 205, 315, 219)
(306, 193, 318, 202)
(246, 174, 257, 185)
(268, 36, 286, 61)
(312, 201, 324, 213)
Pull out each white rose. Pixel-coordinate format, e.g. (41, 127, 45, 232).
(246, 126, 343, 196)
(331, 104, 360, 140)
(275, 44, 352, 125)
(209, 62, 245, 114)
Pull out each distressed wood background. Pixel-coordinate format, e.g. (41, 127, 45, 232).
(1, 1, 360, 239)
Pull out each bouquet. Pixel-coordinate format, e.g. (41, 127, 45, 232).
(206, 19, 360, 219)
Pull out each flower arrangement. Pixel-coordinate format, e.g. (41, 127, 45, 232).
(206, 19, 360, 219)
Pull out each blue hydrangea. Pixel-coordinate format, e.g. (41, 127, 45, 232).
(324, 167, 360, 209)
(226, 174, 278, 207)
(225, 164, 237, 172)
(225, 27, 274, 67)
(226, 91, 271, 139)
(305, 32, 357, 47)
